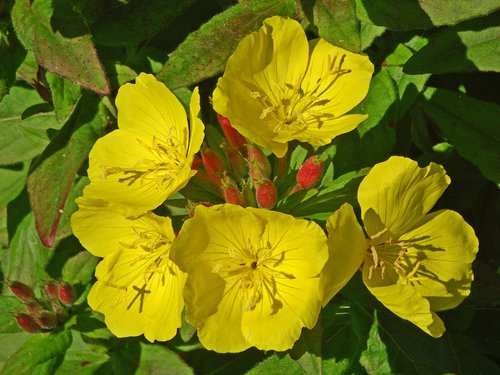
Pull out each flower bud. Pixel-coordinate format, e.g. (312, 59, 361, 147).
(44, 280, 58, 300)
(57, 282, 76, 306)
(14, 313, 42, 333)
(26, 302, 42, 315)
(295, 156, 324, 190)
(225, 144, 247, 179)
(35, 311, 58, 329)
(247, 144, 271, 182)
(8, 281, 35, 302)
(255, 179, 278, 209)
(220, 176, 246, 206)
(217, 114, 247, 152)
(201, 146, 225, 185)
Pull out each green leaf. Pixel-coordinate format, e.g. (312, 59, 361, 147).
(0, 24, 26, 103)
(246, 354, 305, 375)
(157, 0, 297, 89)
(330, 68, 398, 176)
(404, 15, 500, 74)
(46, 73, 81, 124)
(358, 312, 392, 375)
(2, 213, 52, 288)
(302, 0, 361, 52)
(61, 251, 98, 286)
(355, 0, 500, 30)
(0, 330, 72, 375)
(0, 162, 29, 207)
(27, 94, 108, 247)
(0, 84, 60, 166)
(359, 21, 385, 51)
(135, 343, 194, 375)
(91, 0, 195, 46)
(0, 297, 23, 334)
(0, 332, 30, 369)
(289, 323, 323, 375)
(420, 88, 500, 185)
(11, 0, 110, 94)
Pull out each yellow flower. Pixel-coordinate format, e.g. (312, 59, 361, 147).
(71, 196, 186, 342)
(321, 156, 478, 337)
(213, 16, 374, 158)
(85, 73, 205, 216)
(171, 204, 328, 352)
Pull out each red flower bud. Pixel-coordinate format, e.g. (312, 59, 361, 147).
(201, 147, 225, 184)
(255, 179, 278, 209)
(14, 313, 42, 333)
(220, 176, 246, 206)
(35, 311, 58, 329)
(44, 281, 58, 300)
(57, 282, 76, 306)
(8, 281, 35, 302)
(26, 302, 42, 314)
(191, 155, 202, 170)
(295, 156, 324, 190)
(217, 114, 247, 152)
(247, 144, 271, 182)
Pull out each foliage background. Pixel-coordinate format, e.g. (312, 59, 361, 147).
(0, 0, 499, 374)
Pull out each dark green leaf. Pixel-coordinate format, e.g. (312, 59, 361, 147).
(420, 88, 500, 185)
(157, 0, 297, 89)
(2, 213, 52, 287)
(246, 354, 305, 375)
(0, 162, 29, 207)
(302, 0, 361, 52)
(359, 22, 385, 51)
(27, 94, 108, 247)
(91, 0, 195, 46)
(404, 15, 500, 74)
(135, 343, 193, 375)
(0, 296, 23, 334)
(61, 251, 98, 286)
(0, 84, 60, 166)
(11, 0, 110, 94)
(46, 73, 81, 124)
(0, 24, 26, 103)
(358, 313, 392, 375)
(0, 330, 72, 375)
(289, 323, 323, 375)
(355, 0, 500, 30)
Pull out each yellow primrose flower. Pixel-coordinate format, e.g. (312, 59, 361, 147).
(213, 16, 374, 158)
(71, 197, 186, 342)
(321, 156, 478, 337)
(85, 73, 205, 216)
(171, 204, 328, 353)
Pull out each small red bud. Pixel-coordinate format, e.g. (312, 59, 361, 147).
(57, 282, 76, 306)
(217, 114, 247, 152)
(247, 144, 271, 182)
(8, 281, 35, 302)
(191, 155, 202, 170)
(295, 156, 324, 190)
(35, 311, 58, 329)
(201, 147, 225, 184)
(255, 179, 278, 209)
(44, 281, 58, 300)
(26, 302, 42, 314)
(220, 176, 246, 206)
(14, 313, 42, 333)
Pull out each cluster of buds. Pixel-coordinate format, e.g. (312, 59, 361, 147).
(8, 280, 76, 334)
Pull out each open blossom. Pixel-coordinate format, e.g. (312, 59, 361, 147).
(171, 204, 329, 352)
(71, 197, 186, 342)
(321, 156, 478, 337)
(213, 16, 374, 157)
(85, 73, 205, 216)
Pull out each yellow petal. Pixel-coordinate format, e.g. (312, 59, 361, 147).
(358, 156, 450, 238)
(187, 87, 205, 163)
(362, 260, 445, 338)
(116, 73, 188, 145)
(399, 209, 478, 311)
(88, 247, 186, 342)
(302, 39, 374, 117)
(71, 199, 173, 258)
(87, 129, 193, 216)
(241, 277, 322, 351)
(321, 203, 368, 306)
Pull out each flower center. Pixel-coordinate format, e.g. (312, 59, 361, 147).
(250, 53, 351, 134)
(104, 135, 185, 188)
(212, 244, 295, 312)
(366, 228, 422, 285)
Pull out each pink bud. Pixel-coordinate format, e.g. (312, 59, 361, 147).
(44, 281, 58, 300)
(14, 313, 41, 333)
(57, 282, 76, 306)
(247, 144, 271, 182)
(296, 156, 324, 190)
(255, 179, 278, 209)
(8, 281, 35, 302)
(201, 147, 225, 185)
(220, 176, 246, 206)
(217, 114, 247, 152)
